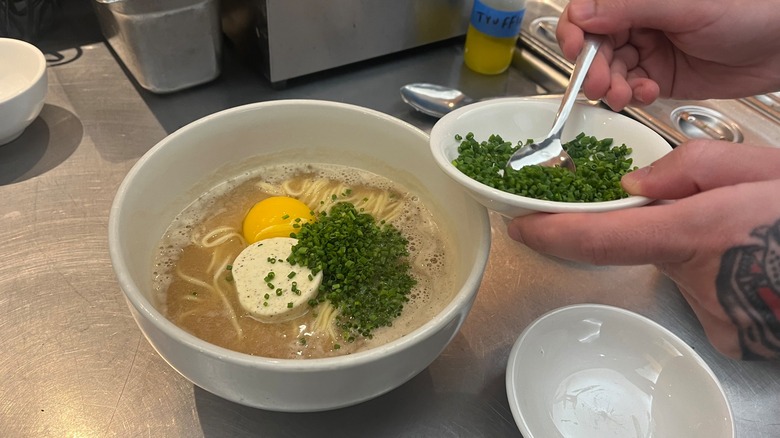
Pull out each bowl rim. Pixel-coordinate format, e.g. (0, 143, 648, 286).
(505, 303, 735, 438)
(0, 37, 47, 105)
(429, 97, 671, 212)
(108, 99, 492, 371)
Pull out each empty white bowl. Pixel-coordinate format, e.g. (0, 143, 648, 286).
(108, 100, 491, 411)
(429, 98, 673, 217)
(0, 37, 47, 146)
(506, 304, 734, 438)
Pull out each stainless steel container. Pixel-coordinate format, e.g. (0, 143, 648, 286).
(221, 0, 473, 84)
(93, 0, 221, 93)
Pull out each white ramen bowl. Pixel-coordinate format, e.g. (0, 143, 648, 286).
(108, 100, 491, 411)
(429, 98, 673, 217)
(506, 304, 734, 438)
(0, 37, 47, 146)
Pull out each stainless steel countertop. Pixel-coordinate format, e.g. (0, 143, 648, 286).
(2, 3, 779, 437)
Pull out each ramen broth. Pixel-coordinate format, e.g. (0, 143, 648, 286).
(152, 163, 455, 359)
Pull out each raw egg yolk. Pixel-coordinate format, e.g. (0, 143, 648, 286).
(242, 196, 314, 244)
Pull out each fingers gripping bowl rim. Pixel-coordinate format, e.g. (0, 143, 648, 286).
(429, 97, 673, 217)
(108, 99, 491, 411)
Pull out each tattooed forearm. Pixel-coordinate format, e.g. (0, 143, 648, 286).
(717, 220, 780, 360)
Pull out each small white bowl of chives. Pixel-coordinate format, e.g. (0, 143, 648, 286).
(429, 97, 673, 217)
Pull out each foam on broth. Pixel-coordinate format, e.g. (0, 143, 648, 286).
(151, 163, 456, 359)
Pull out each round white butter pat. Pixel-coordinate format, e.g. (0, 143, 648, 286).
(232, 237, 322, 323)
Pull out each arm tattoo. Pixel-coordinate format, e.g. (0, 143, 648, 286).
(717, 219, 780, 360)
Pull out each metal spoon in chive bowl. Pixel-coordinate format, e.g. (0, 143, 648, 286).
(506, 35, 601, 173)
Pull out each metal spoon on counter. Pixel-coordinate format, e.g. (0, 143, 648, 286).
(400, 82, 595, 119)
(400, 83, 476, 118)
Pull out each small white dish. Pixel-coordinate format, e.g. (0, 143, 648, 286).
(429, 98, 673, 217)
(506, 304, 734, 438)
(0, 37, 48, 146)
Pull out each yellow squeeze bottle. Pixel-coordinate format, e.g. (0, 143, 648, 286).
(464, 0, 526, 75)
